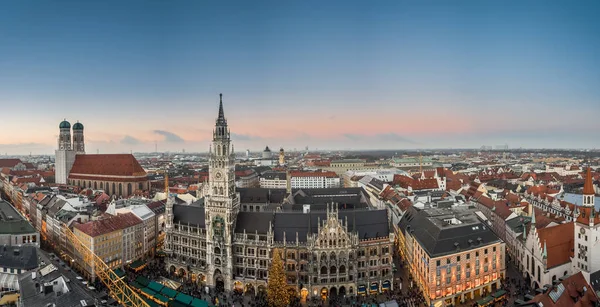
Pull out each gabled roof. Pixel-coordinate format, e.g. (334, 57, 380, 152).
(69, 154, 146, 177)
(74, 212, 141, 237)
(537, 222, 574, 268)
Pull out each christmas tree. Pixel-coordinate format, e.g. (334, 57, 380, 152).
(267, 249, 291, 307)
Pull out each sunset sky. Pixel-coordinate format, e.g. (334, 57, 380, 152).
(1, 1, 599, 155)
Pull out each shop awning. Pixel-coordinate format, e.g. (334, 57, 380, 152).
(142, 287, 157, 298)
(148, 281, 165, 293)
(370, 283, 379, 292)
(130, 259, 147, 271)
(382, 280, 391, 289)
(476, 296, 494, 306)
(112, 268, 126, 280)
(358, 285, 367, 294)
(492, 289, 507, 298)
(160, 286, 178, 299)
(175, 292, 193, 305)
(136, 276, 151, 287)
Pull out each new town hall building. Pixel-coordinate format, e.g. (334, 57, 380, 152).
(164, 95, 394, 300)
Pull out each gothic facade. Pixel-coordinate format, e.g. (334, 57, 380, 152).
(164, 95, 394, 299)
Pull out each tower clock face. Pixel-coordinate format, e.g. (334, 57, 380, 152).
(215, 171, 222, 179)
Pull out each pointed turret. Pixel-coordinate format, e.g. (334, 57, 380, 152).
(217, 93, 226, 125)
(542, 240, 547, 258)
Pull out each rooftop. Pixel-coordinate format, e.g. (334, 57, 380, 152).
(69, 154, 146, 177)
(0, 245, 38, 270)
(74, 212, 142, 237)
(18, 270, 96, 307)
(527, 272, 597, 307)
(0, 200, 37, 235)
(398, 205, 502, 257)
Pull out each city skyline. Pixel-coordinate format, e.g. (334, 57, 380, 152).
(1, 1, 600, 155)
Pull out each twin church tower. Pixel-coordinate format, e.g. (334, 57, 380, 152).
(55, 120, 85, 184)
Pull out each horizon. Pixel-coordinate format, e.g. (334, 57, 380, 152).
(1, 1, 600, 155)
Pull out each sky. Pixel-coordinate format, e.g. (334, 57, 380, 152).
(0, 1, 599, 155)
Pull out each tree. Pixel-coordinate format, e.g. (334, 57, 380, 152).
(267, 249, 291, 307)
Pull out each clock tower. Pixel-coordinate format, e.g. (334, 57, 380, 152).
(205, 93, 239, 291)
(573, 167, 599, 282)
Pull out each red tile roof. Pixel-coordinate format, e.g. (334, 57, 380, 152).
(531, 272, 597, 307)
(393, 175, 439, 190)
(74, 212, 142, 237)
(69, 154, 146, 177)
(584, 167, 595, 195)
(537, 222, 574, 268)
(575, 206, 600, 225)
(0, 159, 23, 168)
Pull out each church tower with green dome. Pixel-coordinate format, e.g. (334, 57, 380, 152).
(55, 119, 79, 184)
(72, 121, 85, 154)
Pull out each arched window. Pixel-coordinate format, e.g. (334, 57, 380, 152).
(215, 258, 221, 266)
(127, 183, 132, 196)
(94, 181, 97, 190)
(219, 187, 224, 195)
(339, 265, 346, 274)
(215, 247, 221, 254)
(320, 266, 327, 275)
(330, 252, 336, 261)
(213, 187, 217, 195)
(112, 183, 116, 195)
(321, 252, 327, 261)
(119, 183, 123, 196)
(330, 266, 337, 274)
(100, 182, 103, 189)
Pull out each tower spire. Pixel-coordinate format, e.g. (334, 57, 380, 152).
(217, 93, 226, 124)
(584, 167, 595, 195)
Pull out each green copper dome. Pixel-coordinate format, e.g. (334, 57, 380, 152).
(73, 122, 84, 130)
(59, 120, 71, 129)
